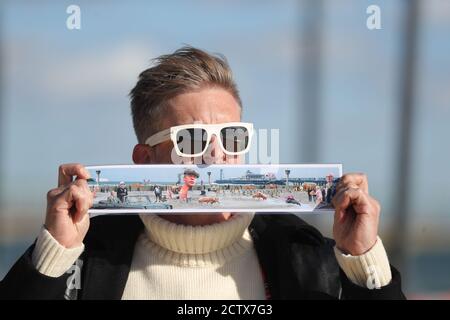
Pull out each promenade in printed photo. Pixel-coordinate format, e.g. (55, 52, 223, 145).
(86, 164, 342, 215)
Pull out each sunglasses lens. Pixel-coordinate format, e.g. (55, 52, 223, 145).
(176, 128, 208, 155)
(220, 126, 250, 154)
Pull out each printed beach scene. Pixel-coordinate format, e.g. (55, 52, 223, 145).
(86, 164, 342, 215)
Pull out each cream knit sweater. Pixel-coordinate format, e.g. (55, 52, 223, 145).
(32, 214, 392, 299)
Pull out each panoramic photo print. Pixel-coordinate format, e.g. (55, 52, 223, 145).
(86, 164, 343, 215)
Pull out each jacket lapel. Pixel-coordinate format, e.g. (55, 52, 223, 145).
(80, 216, 144, 300)
(250, 214, 340, 299)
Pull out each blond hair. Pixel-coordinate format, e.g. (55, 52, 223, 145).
(130, 46, 242, 143)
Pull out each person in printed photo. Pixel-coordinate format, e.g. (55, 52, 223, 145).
(179, 169, 199, 203)
(116, 182, 128, 203)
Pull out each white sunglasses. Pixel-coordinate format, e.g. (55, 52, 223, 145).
(145, 122, 254, 157)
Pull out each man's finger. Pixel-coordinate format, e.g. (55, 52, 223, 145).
(332, 188, 352, 216)
(73, 193, 90, 223)
(337, 173, 369, 194)
(336, 182, 360, 195)
(59, 183, 90, 220)
(333, 187, 371, 222)
(73, 179, 94, 209)
(58, 163, 90, 187)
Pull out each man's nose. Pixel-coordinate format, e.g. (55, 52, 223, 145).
(203, 134, 226, 164)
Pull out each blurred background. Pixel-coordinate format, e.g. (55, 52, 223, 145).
(0, 0, 449, 298)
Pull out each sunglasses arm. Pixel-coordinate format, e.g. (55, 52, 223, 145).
(145, 128, 171, 147)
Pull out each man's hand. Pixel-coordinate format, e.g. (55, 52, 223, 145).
(45, 163, 93, 248)
(332, 173, 380, 256)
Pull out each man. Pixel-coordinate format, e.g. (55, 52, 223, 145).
(154, 185, 162, 202)
(179, 169, 199, 202)
(321, 186, 327, 203)
(0, 46, 404, 299)
(327, 183, 336, 204)
(117, 182, 128, 203)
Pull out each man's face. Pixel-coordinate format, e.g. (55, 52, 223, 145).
(134, 87, 242, 164)
(183, 174, 197, 187)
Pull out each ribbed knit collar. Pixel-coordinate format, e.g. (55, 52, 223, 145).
(138, 213, 255, 267)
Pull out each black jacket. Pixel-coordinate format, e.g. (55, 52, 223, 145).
(0, 214, 405, 300)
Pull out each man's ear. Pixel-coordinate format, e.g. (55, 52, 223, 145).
(132, 144, 152, 164)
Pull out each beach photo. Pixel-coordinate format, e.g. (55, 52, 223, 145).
(86, 164, 342, 215)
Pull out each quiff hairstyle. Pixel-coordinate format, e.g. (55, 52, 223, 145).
(130, 46, 242, 143)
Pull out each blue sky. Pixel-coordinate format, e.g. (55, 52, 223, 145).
(1, 0, 449, 227)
